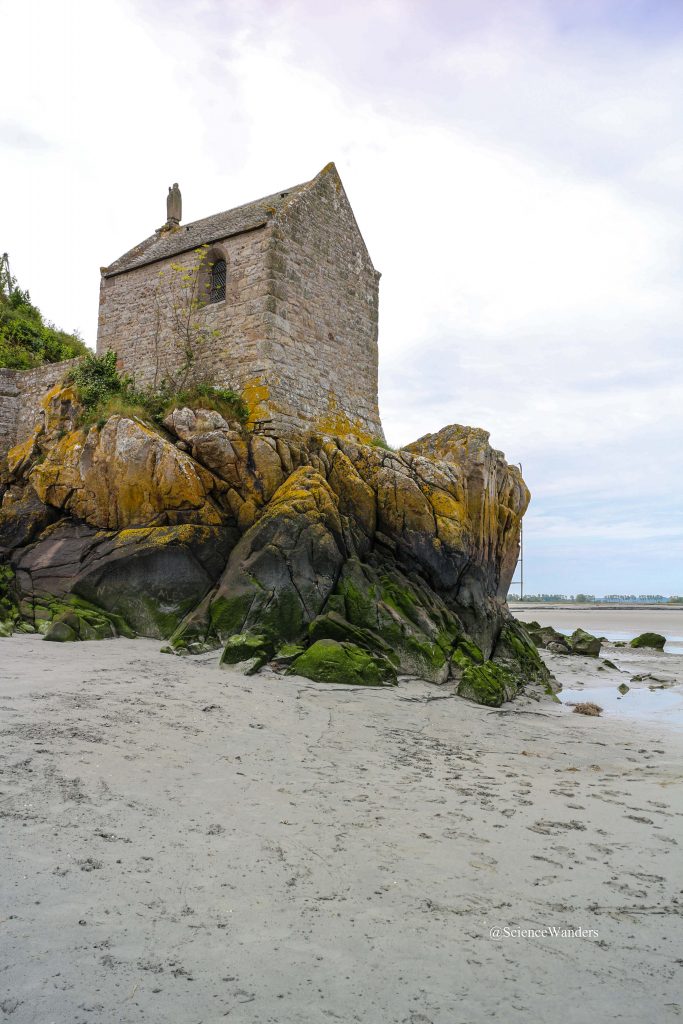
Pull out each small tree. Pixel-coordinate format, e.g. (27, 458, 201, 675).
(148, 246, 220, 391)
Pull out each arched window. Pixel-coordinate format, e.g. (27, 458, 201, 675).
(209, 258, 226, 303)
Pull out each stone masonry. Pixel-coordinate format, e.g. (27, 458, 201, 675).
(97, 163, 384, 440)
(0, 359, 80, 470)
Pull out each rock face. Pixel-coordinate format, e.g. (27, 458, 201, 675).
(0, 387, 553, 706)
(31, 415, 223, 530)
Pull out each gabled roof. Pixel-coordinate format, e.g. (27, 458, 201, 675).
(102, 177, 312, 278)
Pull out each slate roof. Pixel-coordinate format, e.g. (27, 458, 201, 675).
(103, 178, 312, 278)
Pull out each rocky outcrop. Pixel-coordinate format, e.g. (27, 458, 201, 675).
(0, 386, 553, 705)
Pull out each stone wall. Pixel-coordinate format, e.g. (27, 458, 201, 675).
(266, 164, 383, 439)
(96, 165, 384, 440)
(0, 359, 80, 469)
(0, 369, 20, 467)
(97, 227, 273, 416)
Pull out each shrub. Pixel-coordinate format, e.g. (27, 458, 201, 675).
(0, 277, 89, 369)
(67, 350, 123, 408)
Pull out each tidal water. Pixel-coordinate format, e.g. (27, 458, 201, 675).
(509, 605, 683, 653)
(509, 606, 683, 726)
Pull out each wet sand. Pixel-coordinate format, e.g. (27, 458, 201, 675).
(1, 635, 683, 1023)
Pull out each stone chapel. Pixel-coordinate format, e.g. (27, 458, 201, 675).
(96, 163, 384, 439)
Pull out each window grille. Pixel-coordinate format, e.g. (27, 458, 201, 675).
(209, 259, 226, 303)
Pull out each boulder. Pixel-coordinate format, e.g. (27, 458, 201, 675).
(220, 633, 274, 674)
(455, 659, 516, 707)
(630, 632, 666, 650)
(567, 628, 602, 657)
(288, 639, 397, 687)
(44, 620, 78, 642)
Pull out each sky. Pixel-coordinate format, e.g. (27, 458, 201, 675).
(1, 0, 681, 596)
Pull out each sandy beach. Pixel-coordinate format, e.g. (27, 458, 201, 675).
(1, 635, 682, 1023)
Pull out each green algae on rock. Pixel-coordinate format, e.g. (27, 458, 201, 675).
(567, 628, 602, 657)
(288, 639, 397, 687)
(630, 632, 666, 650)
(220, 633, 274, 675)
(517, 620, 602, 658)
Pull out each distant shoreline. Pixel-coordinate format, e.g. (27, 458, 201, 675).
(508, 602, 678, 611)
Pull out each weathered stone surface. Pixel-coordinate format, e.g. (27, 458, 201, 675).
(173, 467, 346, 651)
(162, 407, 231, 440)
(3, 386, 550, 704)
(96, 164, 384, 441)
(0, 486, 58, 552)
(28, 416, 223, 530)
(12, 520, 235, 639)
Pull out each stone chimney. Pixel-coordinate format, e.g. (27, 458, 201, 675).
(166, 183, 182, 227)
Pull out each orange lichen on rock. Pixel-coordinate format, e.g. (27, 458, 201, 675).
(30, 415, 222, 531)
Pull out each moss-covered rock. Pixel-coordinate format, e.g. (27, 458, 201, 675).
(630, 632, 666, 650)
(308, 610, 394, 660)
(44, 619, 78, 642)
(516, 619, 601, 659)
(24, 593, 134, 642)
(332, 557, 460, 683)
(450, 638, 515, 705)
(171, 467, 346, 650)
(567, 628, 601, 657)
(0, 563, 19, 633)
(271, 643, 306, 669)
(520, 622, 570, 651)
(492, 619, 555, 691)
(288, 639, 397, 687)
(455, 660, 515, 707)
(220, 632, 274, 674)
